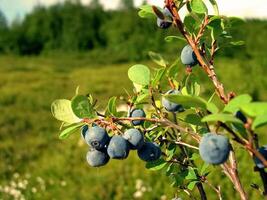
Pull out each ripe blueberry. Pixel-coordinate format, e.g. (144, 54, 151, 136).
(130, 108, 146, 126)
(157, 8, 173, 29)
(86, 149, 109, 167)
(137, 142, 161, 162)
(181, 45, 198, 66)
(162, 89, 183, 112)
(199, 133, 230, 165)
(107, 135, 130, 159)
(123, 128, 144, 150)
(84, 126, 110, 150)
(253, 145, 267, 169)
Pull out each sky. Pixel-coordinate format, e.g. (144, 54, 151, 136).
(1, 0, 267, 23)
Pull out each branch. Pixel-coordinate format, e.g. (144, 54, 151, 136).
(196, 183, 207, 200)
(166, 0, 229, 104)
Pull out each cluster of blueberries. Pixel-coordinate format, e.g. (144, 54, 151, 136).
(82, 91, 187, 167)
(82, 109, 162, 167)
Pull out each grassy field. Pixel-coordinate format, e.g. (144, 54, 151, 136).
(0, 49, 267, 200)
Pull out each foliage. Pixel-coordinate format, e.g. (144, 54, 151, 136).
(49, 0, 267, 199)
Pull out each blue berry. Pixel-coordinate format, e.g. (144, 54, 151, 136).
(199, 133, 230, 165)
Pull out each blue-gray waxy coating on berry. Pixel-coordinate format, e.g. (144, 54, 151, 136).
(130, 108, 146, 126)
(253, 145, 267, 169)
(137, 142, 161, 162)
(162, 89, 183, 112)
(180, 45, 198, 66)
(107, 135, 130, 159)
(199, 133, 230, 165)
(123, 128, 144, 150)
(86, 149, 109, 167)
(84, 126, 110, 150)
(157, 8, 173, 29)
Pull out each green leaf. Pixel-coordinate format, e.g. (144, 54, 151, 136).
(224, 94, 252, 113)
(148, 51, 167, 67)
(200, 163, 210, 175)
(164, 94, 207, 110)
(184, 15, 198, 34)
(241, 102, 267, 117)
(228, 17, 245, 27)
(165, 36, 187, 43)
(165, 164, 174, 176)
(230, 41, 245, 46)
(184, 114, 204, 126)
(168, 59, 179, 78)
(190, 153, 200, 161)
(208, 0, 219, 15)
(252, 113, 267, 130)
(128, 64, 151, 86)
(202, 113, 243, 124)
(135, 93, 149, 104)
(138, 5, 156, 18)
(146, 158, 167, 171)
(206, 102, 219, 114)
(207, 18, 223, 41)
(186, 168, 197, 180)
(190, 0, 208, 14)
(188, 181, 198, 190)
(71, 95, 95, 118)
(152, 68, 166, 87)
(51, 99, 81, 123)
(75, 86, 80, 95)
(166, 144, 176, 160)
(185, 74, 201, 96)
(107, 96, 117, 116)
(59, 123, 83, 139)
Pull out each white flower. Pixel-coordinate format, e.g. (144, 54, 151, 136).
(133, 191, 143, 199)
(31, 187, 37, 193)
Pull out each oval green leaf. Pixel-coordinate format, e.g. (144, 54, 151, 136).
(241, 102, 267, 117)
(51, 99, 81, 123)
(224, 94, 252, 113)
(107, 96, 118, 116)
(202, 113, 243, 124)
(164, 94, 207, 110)
(146, 158, 167, 171)
(71, 95, 95, 119)
(165, 36, 187, 43)
(148, 51, 167, 67)
(128, 64, 151, 86)
(190, 0, 208, 14)
(252, 113, 267, 130)
(59, 123, 83, 139)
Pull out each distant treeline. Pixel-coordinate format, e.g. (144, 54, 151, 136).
(0, 1, 266, 62)
(0, 1, 173, 61)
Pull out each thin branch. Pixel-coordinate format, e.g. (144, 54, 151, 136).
(196, 183, 207, 200)
(161, 138, 199, 150)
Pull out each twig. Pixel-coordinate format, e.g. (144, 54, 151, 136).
(204, 179, 222, 200)
(196, 183, 207, 200)
(161, 138, 199, 150)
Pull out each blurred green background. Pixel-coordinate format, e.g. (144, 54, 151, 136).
(1, 0, 267, 199)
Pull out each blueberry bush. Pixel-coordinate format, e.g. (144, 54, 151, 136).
(51, 0, 267, 199)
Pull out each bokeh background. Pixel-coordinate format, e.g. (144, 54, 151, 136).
(0, 0, 267, 199)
